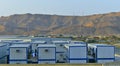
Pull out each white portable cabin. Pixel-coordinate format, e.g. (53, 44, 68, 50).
(31, 37, 51, 44)
(0, 43, 8, 63)
(0, 42, 11, 55)
(1, 39, 23, 43)
(51, 38, 71, 42)
(10, 42, 31, 53)
(52, 40, 69, 63)
(11, 41, 29, 44)
(88, 44, 115, 63)
(70, 41, 87, 45)
(9, 44, 31, 64)
(37, 44, 56, 64)
(0, 42, 11, 63)
(65, 44, 87, 63)
(1, 40, 15, 43)
(31, 41, 47, 53)
(52, 40, 69, 52)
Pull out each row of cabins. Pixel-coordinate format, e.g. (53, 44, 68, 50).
(0, 38, 115, 64)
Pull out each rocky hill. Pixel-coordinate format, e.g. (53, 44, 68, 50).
(0, 12, 120, 36)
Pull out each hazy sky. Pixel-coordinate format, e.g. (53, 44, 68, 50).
(0, 0, 120, 16)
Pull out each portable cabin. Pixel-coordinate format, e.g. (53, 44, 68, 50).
(37, 44, 56, 64)
(31, 41, 47, 53)
(52, 40, 69, 52)
(31, 37, 51, 44)
(0, 44, 8, 63)
(51, 38, 71, 42)
(9, 44, 30, 64)
(1, 39, 23, 43)
(88, 44, 115, 63)
(65, 44, 87, 63)
(70, 41, 87, 45)
(52, 40, 69, 63)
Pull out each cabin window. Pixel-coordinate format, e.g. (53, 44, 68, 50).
(16, 50, 20, 53)
(60, 44, 63, 46)
(45, 49, 48, 52)
(60, 54, 63, 57)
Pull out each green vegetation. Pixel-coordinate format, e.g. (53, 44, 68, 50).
(55, 35, 120, 45)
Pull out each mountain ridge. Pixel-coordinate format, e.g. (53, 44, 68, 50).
(0, 12, 120, 36)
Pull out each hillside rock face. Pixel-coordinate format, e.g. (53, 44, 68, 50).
(0, 12, 120, 36)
